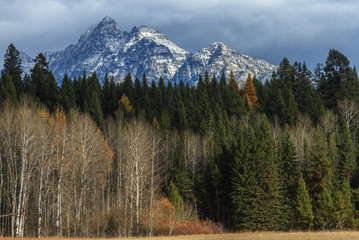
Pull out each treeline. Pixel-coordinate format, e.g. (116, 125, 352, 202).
(1, 43, 359, 236)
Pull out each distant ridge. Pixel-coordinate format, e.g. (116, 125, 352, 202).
(20, 16, 277, 84)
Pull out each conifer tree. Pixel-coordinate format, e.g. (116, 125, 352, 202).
(89, 92, 104, 130)
(102, 74, 117, 117)
(2, 43, 23, 96)
(226, 71, 246, 118)
(278, 132, 298, 228)
(308, 128, 332, 198)
(61, 74, 76, 113)
(30, 63, 46, 102)
(231, 126, 259, 231)
(281, 88, 299, 126)
(1, 71, 17, 104)
(314, 187, 334, 229)
(257, 115, 283, 230)
(23, 73, 34, 96)
(294, 176, 314, 230)
(243, 73, 259, 110)
(167, 180, 184, 220)
(333, 180, 355, 229)
(43, 71, 60, 112)
(338, 120, 356, 183)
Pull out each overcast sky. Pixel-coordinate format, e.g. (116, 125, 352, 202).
(1, 0, 359, 71)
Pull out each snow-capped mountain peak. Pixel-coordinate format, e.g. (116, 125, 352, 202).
(20, 16, 277, 85)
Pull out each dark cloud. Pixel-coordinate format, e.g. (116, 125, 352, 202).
(1, 0, 359, 70)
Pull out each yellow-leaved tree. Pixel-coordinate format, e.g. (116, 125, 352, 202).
(243, 73, 259, 110)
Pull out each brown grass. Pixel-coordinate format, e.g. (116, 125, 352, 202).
(3, 232, 359, 240)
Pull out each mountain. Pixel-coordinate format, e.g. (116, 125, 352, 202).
(173, 42, 277, 85)
(20, 16, 277, 84)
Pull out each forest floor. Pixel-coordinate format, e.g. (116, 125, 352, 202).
(5, 232, 359, 240)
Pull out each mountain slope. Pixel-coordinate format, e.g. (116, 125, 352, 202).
(20, 16, 277, 84)
(173, 42, 277, 85)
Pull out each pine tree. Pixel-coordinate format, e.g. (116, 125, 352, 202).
(226, 71, 246, 118)
(30, 63, 46, 102)
(232, 116, 282, 231)
(231, 126, 260, 231)
(294, 175, 314, 230)
(278, 131, 299, 228)
(89, 92, 104, 130)
(257, 115, 283, 230)
(0, 71, 17, 104)
(102, 74, 117, 117)
(281, 88, 299, 126)
(243, 73, 259, 110)
(338, 120, 356, 183)
(318, 49, 359, 109)
(34, 53, 50, 76)
(333, 181, 355, 229)
(61, 74, 76, 113)
(308, 128, 332, 198)
(43, 71, 60, 112)
(2, 43, 23, 96)
(167, 180, 184, 220)
(314, 187, 334, 229)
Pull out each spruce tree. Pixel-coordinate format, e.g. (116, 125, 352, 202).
(102, 74, 117, 117)
(89, 92, 104, 130)
(61, 74, 76, 113)
(2, 43, 23, 96)
(43, 71, 60, 112)
(308, 128, 332, 198)
(338, 120, 356, 183)
(257, 115, 283, 230)
(167, 180, 184, 220)
(278, 131, 298, 228)
(294, 175, 314, 230)
(231, 126, 260, 231)
(0, 72, 17, 104)
(333, 180, 355, 229)
(314, 187, 334, 229)
(281, 88, 299, 126)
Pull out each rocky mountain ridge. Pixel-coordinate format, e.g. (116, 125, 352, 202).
(21, 16, 277, 85)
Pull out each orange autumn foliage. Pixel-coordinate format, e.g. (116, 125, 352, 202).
(243, 73, 259, 110)
(153, 197, 223, 236)
(119, 94, 134, 113)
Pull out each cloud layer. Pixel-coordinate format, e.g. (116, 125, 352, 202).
(1, 0, 359, 70)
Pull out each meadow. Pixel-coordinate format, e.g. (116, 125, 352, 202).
(3, 232, 359, 240)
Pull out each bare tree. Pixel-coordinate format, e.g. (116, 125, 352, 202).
(15, 101, 41, 237)
(66, 110, 112, 236)
(120, 118, 164, 236)
(338, 98, 359, 142)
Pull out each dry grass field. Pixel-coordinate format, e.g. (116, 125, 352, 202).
(3, 232, 359, 240)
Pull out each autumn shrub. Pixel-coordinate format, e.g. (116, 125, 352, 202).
(173, 220, 223, 235)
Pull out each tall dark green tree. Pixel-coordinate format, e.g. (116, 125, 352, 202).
(257, 115, 283, 230)
(89, 91, 104, 130)
(318, 49, 359, 109)
(0, 72, 17, 104)
(278, 132, 299, 228)
(43, 71, 60, 112)
(308, 128, 332, 198)
(338, 119, 356, 183)
(294, 175, 314, 230)
(231, 126, 260, 231)
(313, 187, 334, 229)
(61, 74, 76, 113)
(102, 74, 117, 117)
(2, 43, 23, 96)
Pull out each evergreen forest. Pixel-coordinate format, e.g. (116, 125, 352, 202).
(1, 43, 359, 237)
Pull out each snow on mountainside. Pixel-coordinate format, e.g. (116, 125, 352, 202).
(20, 16, 277, 84)
(173, 42, 277, 85)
